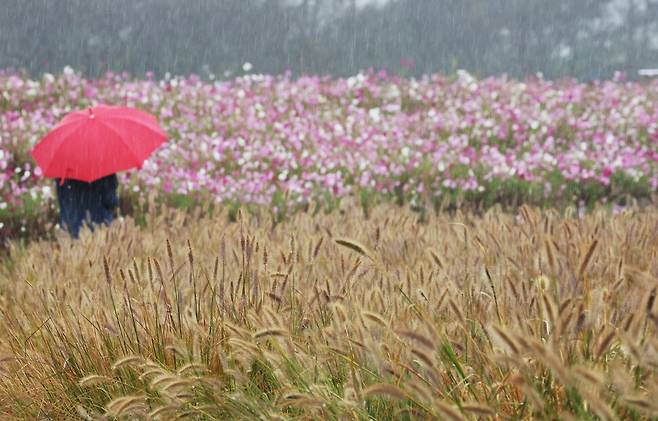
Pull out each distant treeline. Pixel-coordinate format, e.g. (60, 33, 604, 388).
(1, 0, 657, 80)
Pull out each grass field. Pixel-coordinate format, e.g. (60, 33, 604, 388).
(1, 203, 657, 419)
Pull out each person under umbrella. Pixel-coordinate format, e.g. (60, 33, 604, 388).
(55, 174, 119, 238)
(32, 105, 167, 238)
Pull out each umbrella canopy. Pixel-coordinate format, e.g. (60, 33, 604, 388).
(31, 105, 167, 183)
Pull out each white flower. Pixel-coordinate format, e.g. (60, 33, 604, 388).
(242, 62, 253, 72)
(383, 85, 400, 100)
(368, 108, 381, 122)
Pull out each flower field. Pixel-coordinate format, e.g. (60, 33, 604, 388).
(1, 68, 657, 240)
(2, 68, 658, 419)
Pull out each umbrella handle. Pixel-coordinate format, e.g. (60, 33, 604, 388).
(60, 168, 72, 185)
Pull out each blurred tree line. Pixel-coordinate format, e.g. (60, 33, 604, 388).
(1, 0, 656, 80)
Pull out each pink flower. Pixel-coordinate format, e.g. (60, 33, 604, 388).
(1, 69, 656, 211)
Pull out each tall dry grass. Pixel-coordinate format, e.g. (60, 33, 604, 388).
(1, 202, 658, 419)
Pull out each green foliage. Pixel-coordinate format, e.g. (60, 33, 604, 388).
(271, 189, 289, 224)
(3, 171, 656, 248)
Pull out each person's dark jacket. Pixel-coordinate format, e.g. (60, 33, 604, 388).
(55, 174, 119, 238)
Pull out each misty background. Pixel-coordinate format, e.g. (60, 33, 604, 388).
(1, 0, 657, 80)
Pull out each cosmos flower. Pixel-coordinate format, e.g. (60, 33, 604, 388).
(0, 69, 656, 214)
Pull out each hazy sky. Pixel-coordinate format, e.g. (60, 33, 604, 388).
(356, 0, 389, 6)
(285, 0, 389, 8)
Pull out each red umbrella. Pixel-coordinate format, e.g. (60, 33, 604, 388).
(31, 105, 167, 183)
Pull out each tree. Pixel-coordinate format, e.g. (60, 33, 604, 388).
(0, 0, 655, 80)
